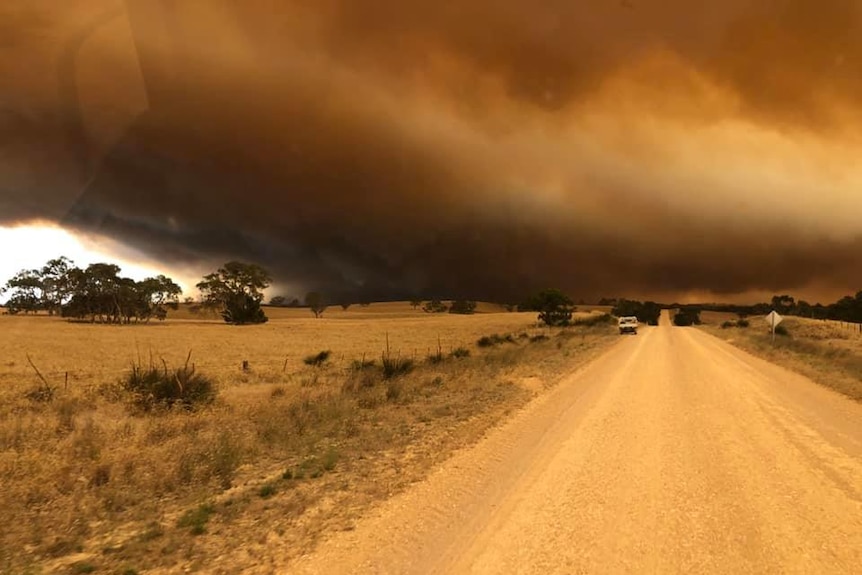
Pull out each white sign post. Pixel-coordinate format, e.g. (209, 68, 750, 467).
(765, 311, 783, 344)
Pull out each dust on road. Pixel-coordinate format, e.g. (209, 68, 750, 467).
(290, 312, 862, 574)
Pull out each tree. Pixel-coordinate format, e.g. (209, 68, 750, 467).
(612, 299, 661, 325)
(530, 289, 574, 327)
(196, 261, 272, 325)
(422, 299, 448, 313)
(410, 299, 422, 310)
(305, 291, 327, 318)
(39, 256, 75, 315)
(2, 269, 43, 314)
(449, 300, 477, 315)
(269, 295, 287, 307)
(137, 275, 182, 322)
(340, 302, 351, 311)
(771, 294, 795, 314)
(673, 308, 701, 326)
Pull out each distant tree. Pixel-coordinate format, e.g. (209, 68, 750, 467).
(184, 296, 196, 304)
(795, 300, 812, 318)
(196, 261, 272, 325)
(448, 300, 477, 315)
(269, 295, 287, 307)
(287, 297, 301, 308)
(529, 289, 574, 327)
(771, 294, 795, 314)
(673, 308, 702, 326)
(2, 269, 43, 314)
(340, 302, 351, 311)
(39, 256, 75, 315)
(137, 275, 182, 322)
(410, 299, 422, 310)
(305, 291, 327, 318)
(612, 299, 661, 325)
(422, 299, 448, 313)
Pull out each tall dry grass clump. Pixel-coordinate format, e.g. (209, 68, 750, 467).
(123, 352, 216, 412)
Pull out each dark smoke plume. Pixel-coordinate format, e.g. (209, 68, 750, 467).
(2, 1, 862, 301)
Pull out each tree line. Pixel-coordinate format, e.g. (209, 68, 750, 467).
(666, 293, 862, 323)
(0, 257, 182, 323)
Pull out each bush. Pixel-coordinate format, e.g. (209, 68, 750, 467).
(477, 333, 516, 347)
(721, 320, 735, 329)
(177, 503, 214, 535)
(737, 319, 750, 328)
(449, 300, 477, 315)
(124, 352, 216, 412)
(382, 354, 414, 379)
(303, 350, 332, 367)
(774, 325, 790, 337)
(529, 334, 550, 343)
(450, 347, 470, 358)
(258, 483, 277, 499)
(422, 300, 448, 313)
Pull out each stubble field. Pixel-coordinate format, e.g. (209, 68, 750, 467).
(0, 302, 617, 574)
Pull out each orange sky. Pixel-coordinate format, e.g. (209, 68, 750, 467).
(2, 1, 862, 303)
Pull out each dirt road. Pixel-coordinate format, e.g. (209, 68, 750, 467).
(291, 313, 862, 574)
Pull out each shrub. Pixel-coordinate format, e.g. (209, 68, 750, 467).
(775, 325, 790, 337)
(529, 334, 550, 343)
(721, 320, 735, 329)
(258, 483, 277, 499)
(422, 299, 448, 313)
(450, 347, 470, 358)
(123, 352, 216, 412)
(382, 355, 414, 379)
(477, 333, 516, 347)
(303, 350, 331, 367)
(737, 319, 750, 328)
(177, 503, 214, 535)
(449, 300, 477, 315)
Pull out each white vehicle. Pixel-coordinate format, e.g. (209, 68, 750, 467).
(618, 316, 638, 335)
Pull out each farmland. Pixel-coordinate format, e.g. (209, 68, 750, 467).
(0, 303, 617, 574)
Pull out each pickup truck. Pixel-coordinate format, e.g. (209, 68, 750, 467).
(618, 316, 638, 335)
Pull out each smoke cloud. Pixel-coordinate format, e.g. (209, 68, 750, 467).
(2, 0, 862, 302)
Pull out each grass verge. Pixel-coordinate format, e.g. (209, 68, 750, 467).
(701, 318, 862, 402)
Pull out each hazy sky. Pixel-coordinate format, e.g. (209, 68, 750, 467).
(2, 1, 862, 303)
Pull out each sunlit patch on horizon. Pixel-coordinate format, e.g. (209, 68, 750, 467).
(0, 222, 196, 293)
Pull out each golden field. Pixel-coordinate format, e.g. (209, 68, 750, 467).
(0, 302, 618, 574)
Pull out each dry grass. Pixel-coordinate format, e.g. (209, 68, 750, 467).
(0, 302, 617, 574)
(700, 314, 862, 402)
